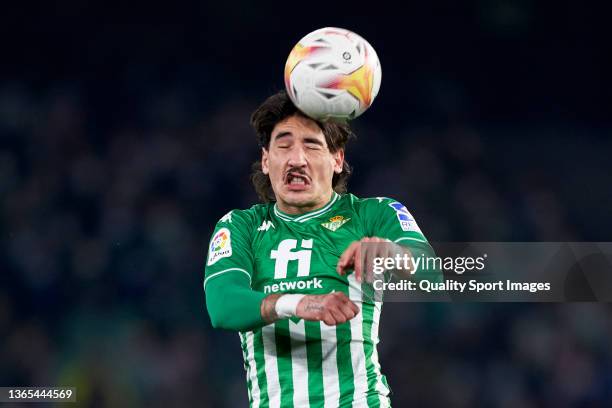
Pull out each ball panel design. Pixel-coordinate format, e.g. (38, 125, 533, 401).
(284, 27, 382, 121)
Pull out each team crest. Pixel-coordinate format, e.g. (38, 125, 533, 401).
(321, 215, 350, 232)
(207, 227, 232, 265)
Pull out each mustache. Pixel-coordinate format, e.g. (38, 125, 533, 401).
(284, 167, 311, 183)
(285, 167, 308, 176)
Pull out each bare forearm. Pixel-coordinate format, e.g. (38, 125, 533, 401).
(260, 293, 282, 323)
(391, 243, 415, 279)
(394, 240, 441, 283)
(261, 292, 359, 326)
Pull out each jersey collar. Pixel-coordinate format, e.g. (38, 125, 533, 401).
(274, 192, 340, 223)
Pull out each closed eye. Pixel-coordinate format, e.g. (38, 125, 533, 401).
(304, 137, 324, 149)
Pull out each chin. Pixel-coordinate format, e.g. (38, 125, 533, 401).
(279, 189, 316, 206)
(284, 192, 313, 205)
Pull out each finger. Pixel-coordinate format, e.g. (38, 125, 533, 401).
(329, 307, 346, 324)
(335, 291, 349, 300)
(353, 241, 363, 282)
(363, 241, 377, 284)
(361, 240, 369, 281)
(339, 242, 359, 269)
(371, 240, 392, 281)
(323, 312, 337, 326)
(374, 240, 392, 282)
(331, 291, 345, 300)
(348, 300, 360, 315)
(339, 303, 357, 320)
(337, 242, 358, 275)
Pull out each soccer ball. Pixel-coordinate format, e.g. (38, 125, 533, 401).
(284, 27, 382, 121)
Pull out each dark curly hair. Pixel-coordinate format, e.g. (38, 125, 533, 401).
(250, 91, 355, 203)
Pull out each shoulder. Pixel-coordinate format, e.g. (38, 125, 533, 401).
(211, 203, 273, 236)
(343, 193, 423, 232)
(341, 193, 409, 215)
(215, 203, 268, 223)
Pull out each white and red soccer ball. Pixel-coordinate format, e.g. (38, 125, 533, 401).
(284, 27, 382, 121)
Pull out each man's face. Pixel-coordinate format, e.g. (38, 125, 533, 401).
(261, 114, 344, 213)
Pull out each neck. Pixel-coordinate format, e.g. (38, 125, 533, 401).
(276, 191, 334, 215)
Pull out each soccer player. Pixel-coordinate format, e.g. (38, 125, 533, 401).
(204, 91, 437, 407)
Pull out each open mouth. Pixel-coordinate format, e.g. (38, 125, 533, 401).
(285, 172, 310, 189)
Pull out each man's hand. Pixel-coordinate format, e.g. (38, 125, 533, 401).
(336, 237, 413, 282)
(261, 292, 359, 325)
(295, 292, 359, 326)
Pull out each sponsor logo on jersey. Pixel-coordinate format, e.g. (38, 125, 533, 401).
(257, 220, 275, 231)
(263, 277, 324, 294)
(207, 227, 232, 265)
(321, 215, 351, 232)
(388, 202, 422, 233)
(271, 239, 312, 279)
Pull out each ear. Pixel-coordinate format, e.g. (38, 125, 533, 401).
(332, 149, 344, 174)
(261, 148, 270, 175)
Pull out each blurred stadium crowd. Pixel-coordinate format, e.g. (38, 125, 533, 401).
(1, 82, 611, 407)
(1, 4, 612, 407)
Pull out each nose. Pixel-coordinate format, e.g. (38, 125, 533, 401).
(287, 144, 307, 167)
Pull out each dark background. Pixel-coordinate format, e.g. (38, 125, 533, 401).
(1, 2, 611, 407)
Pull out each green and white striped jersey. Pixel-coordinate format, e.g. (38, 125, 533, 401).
(204, 193, 433, 408)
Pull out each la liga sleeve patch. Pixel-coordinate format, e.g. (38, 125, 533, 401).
(207, 227, 233, 266)
(388, 201, 422, 233)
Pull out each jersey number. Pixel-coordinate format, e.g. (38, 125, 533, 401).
(270, 239, 313, 279)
